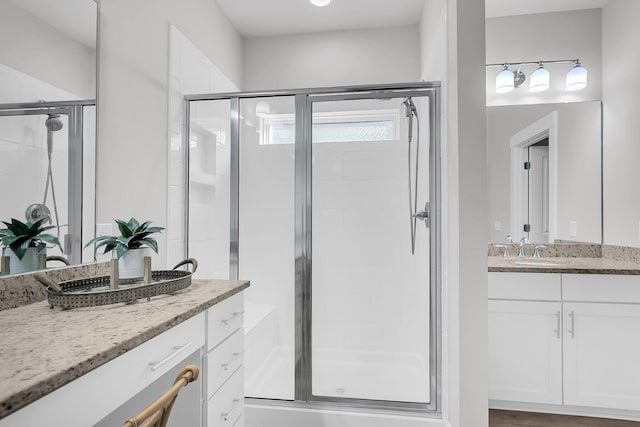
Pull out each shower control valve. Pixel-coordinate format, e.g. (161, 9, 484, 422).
(413, 202, 430, 228)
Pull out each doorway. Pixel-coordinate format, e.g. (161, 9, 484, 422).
(510, 111, 558, 243)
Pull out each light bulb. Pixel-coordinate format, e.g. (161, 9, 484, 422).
(496, 66, 514, 94)
(530, 64, 550, 92)
(310, 0, 331, 6)
(566, 61, 587, 91)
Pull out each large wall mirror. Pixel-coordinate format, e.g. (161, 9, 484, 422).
(488, 101, 602, 245)
(0, 0, 97, 275)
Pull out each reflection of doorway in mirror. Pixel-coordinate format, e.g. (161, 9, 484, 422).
(510, 111, 558, 244)
(528, 141, 549, 243)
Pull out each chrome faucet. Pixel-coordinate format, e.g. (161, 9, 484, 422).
(495, 244, 510, 257)
(517, 236, 530, 258)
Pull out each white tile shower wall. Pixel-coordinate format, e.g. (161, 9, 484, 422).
(311, 100, 431, 364)
(237, 99, 431, 373)
(239, 108, 296, 352)
(167, 26, 238, 271)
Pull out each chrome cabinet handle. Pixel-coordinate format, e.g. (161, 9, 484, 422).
(554, 311, 561, 339)
(568, 311, 575, 339)
(221, 352, 242, 371)
(222, 398, 242, 422)
(148, 342, 191, 372)
(221, 311, 244, 325)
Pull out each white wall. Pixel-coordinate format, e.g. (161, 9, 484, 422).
(487, 102, 602, 244)
(486, 9, 602, 106)
(449, 1, 488, 426)
(0, 1, 95, 101)
(602, 0, 640, 247)
(422, 0, 488, 425)
(97, 0, 242, 268)
(243, 25, 421, 90)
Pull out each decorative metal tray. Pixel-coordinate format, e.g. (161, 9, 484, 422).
(35, 259, 198, 309)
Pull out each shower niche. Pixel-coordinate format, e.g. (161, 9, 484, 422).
(185, 83, 440, 414)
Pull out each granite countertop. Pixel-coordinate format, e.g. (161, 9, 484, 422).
(0, 278, 249, 419)
(489, 256, 640, 274)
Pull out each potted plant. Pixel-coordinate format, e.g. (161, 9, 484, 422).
(0, 218, 62, 275)
(85, 218, 164, 279)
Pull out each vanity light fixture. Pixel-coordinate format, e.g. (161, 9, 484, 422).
(487, 59, 587, 93)
(495, 65, 515, 93)
(529, 63, 550, 92)
(310, 0, 331, 6)
(565, 60, 588, 91)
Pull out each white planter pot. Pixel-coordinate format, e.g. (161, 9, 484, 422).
(116, 247, 152, 279)
(3, 247, 42, 275)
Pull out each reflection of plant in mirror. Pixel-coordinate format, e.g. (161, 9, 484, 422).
(0, 218, 62, 259)
(85, 218, 164, 259)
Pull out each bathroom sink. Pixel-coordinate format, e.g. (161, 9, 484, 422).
(513, 260, 561, 267)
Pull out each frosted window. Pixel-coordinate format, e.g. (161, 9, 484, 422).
(261, 109, 399, 145)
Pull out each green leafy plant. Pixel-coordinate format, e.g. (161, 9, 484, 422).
(0, 218, 62, 260)
(85, 218, 164, 259)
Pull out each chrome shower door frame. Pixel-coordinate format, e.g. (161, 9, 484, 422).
(184, 82, 441, 416)
(299, 87, 441, 414)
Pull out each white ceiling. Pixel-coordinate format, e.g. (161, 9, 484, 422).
(485, 0, 609, 18)
(215, 0, 427, 38)
(217, 0, 610, 39)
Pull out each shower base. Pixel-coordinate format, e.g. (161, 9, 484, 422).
(246, 346, 429, 403)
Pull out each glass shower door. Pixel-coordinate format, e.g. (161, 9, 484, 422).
(239, 96, 296, 401)
(309, 95, 432, 404)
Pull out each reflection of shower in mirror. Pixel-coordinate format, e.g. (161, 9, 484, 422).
(25, 114, 64, 243)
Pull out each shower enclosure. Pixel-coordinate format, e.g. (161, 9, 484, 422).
(0, 100, 95, 265)
(185, 83, 440, 413)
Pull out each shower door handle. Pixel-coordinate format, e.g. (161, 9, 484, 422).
(413, 202, 430, 228)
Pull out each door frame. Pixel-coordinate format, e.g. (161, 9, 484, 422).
(510, 111, 558, 242)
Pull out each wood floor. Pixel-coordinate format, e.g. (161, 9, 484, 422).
(490, 410, 640, 427)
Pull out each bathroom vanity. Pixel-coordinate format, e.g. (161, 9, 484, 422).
(0, 278, 249, 426)
(488, 256, 640, 421)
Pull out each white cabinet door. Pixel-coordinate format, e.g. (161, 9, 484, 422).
(488, 300, 563, 404)
(563, 302, 640, 410)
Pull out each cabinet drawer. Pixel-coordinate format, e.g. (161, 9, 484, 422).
(206, 328, 244, 399)
(208, 292, 244, 350)
(232, 414, 244, 427)
(489, 272, 561, 301)
(135, 313, 205, 382)
(0, 313, 205, 426)
(563, 274, 640, 303)
(207, 367, 244, 427)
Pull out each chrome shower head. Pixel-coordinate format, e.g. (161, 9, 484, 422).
(402, 97, 417, 117)
(45, 114, 63, 132)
